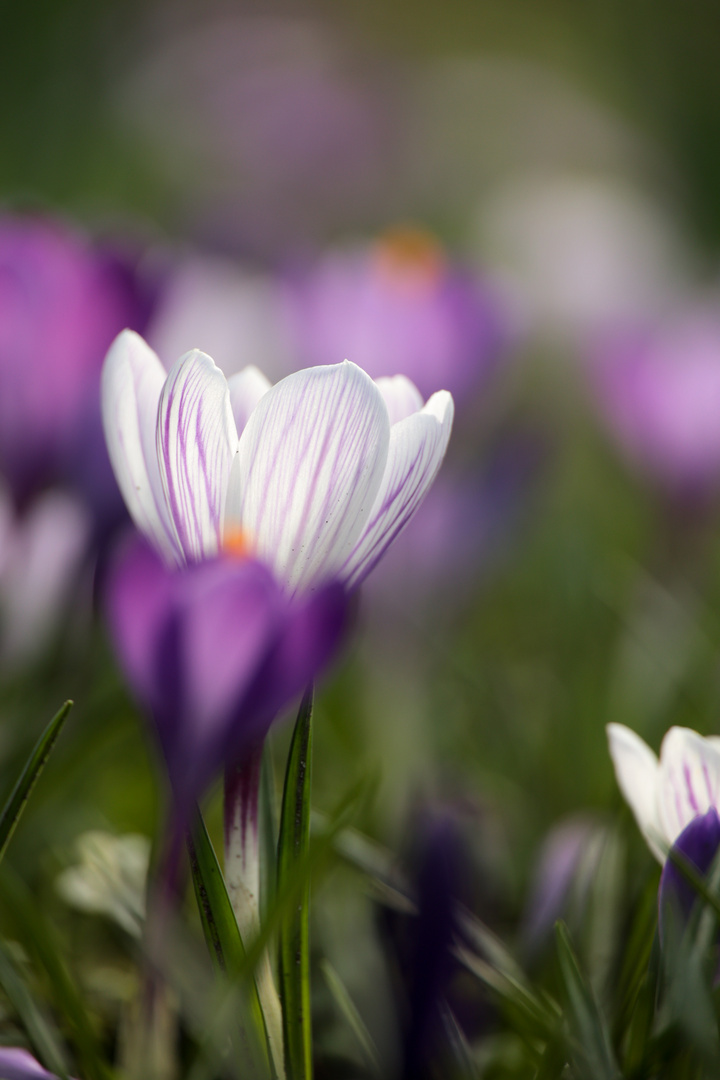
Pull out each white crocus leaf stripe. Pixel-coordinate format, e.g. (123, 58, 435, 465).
(229, 361, 390, 593)
(101, 330, 181, 565)
(157, 350, 238, 563)
(227, 365, 272, 437)
(656, 725, 720, 846)
(606, 723, 664, 862)
(375, 375, 424, 426)
(343, 390, 454, 589)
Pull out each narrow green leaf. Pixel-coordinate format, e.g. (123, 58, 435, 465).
(555, 921, 621, 1080)
(320, 959, 379, 1073)
(0, 940, 69, 1078)
(187, 809, 271, 1076)
(277, 686, 314, 1080)
(0, 866, 110, 1080)
(0, 700, 72, 863)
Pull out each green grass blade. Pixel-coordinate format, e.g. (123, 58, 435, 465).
(187, 808, 271, 1076)
(0, 700, 72, 863)
(0, 940, 69, 1078)
(555, 921, 621, 1080)
(320, 959, 379, 1073)
(277, 686, 314, 1080)
(0, 866, 110, 1080)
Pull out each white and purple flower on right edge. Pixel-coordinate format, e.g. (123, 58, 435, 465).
(607, 723, 720, 929)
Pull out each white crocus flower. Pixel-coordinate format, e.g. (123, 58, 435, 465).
(101, 330, 454, 593)
(607, 722, 720, 862)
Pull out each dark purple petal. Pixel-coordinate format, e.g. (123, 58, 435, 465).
(105, 536, 347, 814)
(659, 808, 720, 936)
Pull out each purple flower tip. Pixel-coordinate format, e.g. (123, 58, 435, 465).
(105, 536, 347, 814)
(659, 807, 720, 937)
(0, 1048, 70, 1080)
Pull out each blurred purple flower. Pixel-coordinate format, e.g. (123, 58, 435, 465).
(591, 310, 720, 492)
(101, 330, 454, 592)
(0, 215, 149, 513)
(120, 17, 399, 256)
(0, 1049, 70, 1080)
(107, 537, 345, 814)
(283, 230, 507, 403)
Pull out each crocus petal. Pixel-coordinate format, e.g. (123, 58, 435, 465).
(227, 365, 272, 436)
(375, 375, 424, 425)
(659, 808, 720, 937)
(0, 1048, 67, 1079)
(607, 723, 665, 861)
(228, 361, 390, 592)
(657, 726, 720, 845)
(101, 330, 181, 563)
(157, 349, 237, 562)
(342, 390, 454, 588)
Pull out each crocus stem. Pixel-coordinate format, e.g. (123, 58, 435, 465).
(225, 745, 286, 1080)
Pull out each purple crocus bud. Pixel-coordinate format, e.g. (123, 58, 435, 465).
(282, 229, 506, 402)
(101, 330, 454, 593)
(0, 1049, 70, 1080)
(106, 536, 346, 814)
(590, 310, 720, 493)
(659, 808, 720, 937)
(0, 215, 148, 510)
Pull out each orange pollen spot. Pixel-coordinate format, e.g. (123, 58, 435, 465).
(223, 525, 254, 560)
(373, 225, 446, 294)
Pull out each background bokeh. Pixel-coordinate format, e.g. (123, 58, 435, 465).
(4, 1, 720, 1074)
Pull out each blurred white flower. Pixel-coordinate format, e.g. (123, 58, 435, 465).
(56, 830, 151, 938)
(147, 254, 295, 383)
(0, 487, 90, 665)
(474, 172, 692, 344)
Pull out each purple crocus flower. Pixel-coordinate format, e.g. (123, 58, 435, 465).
(0, 1048, 70, 1080)
(101, 329, 454, 592)
(282, 230, 506, 402)
(590, 310, 720, 492)
(0, 216, 145, 508)
(107, 536, 345, 815)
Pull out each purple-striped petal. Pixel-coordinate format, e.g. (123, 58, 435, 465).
(342, 390, 454, 588)
(658, 726, 720, 845)
(156, 350, 238, 563)
(375, 375, 423, 426)
(228, 361, 389, 592)
(101, 330, 181, 564)
(659, 808, 720, 935)
(227, 365, 272, 436)
(607, 723, 664, 861)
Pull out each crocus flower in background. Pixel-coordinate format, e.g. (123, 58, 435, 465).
(607, 723, 720, 930)
(0, 484, 91, 666)
(0, 1048, 71, 1080)
(282, 228, 506, 403)
(590, 309, 720, 493)
(0, 216, 149, 511)
(101, 329, 454, 591)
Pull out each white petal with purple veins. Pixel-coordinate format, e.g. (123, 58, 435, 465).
(101, 330, 181, 564)
(375, 375, 424, 426)
(607, 723, 664, 861)
(657, 726, 720, 845)
(227, 365, 272, 436)
(229, 361, 389, 593)
(156, 350, 238, 563)
(342, 390, 454, 588)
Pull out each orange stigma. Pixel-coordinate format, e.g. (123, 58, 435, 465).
(223, 525, 254, 560)
(373, 225, 445, 294)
